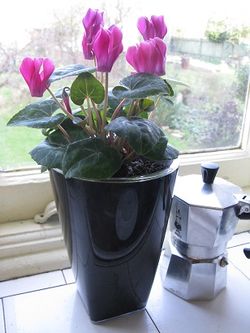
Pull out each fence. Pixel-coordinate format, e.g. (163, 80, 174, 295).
(169, 37, 249, 61)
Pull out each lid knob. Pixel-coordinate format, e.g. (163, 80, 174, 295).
(201, 162, 219, 184)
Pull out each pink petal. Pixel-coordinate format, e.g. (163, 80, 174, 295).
(93, 28, 110, 71)
(152, 38, 166, 75)
(93, 26, 123, 72)
(151, 15, 167, 39)
(42, 58, 55, 81)
(82, 34, 94, 59)
(108, 25, 123, 60)
(137, 41, 153, 73)
(126, 38, 166, 76)
(83, 8, 103, 30)
(137, 17, 154, 40)
(19, 57, 35, 84)
(126, 46, 138, 71)
(154, 37, 167, 58)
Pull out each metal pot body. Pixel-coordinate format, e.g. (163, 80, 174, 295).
(50, 160, 178, 322)
(169, 174, 248, 259)
(169, 197, 238, 259)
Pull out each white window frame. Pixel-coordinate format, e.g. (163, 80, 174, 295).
(0, 73, 250, 281)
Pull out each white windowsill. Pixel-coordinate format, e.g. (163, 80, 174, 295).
(0, 218, 70, 281)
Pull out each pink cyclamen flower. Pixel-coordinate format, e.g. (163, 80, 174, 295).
(126, 37, 166, 76)
(137, 15, 167, 40)
(82, 8, 104, 60)
(19, 57, 55, 97)
(93, 25, 123, 72)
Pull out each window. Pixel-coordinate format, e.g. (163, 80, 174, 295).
(0, 0, 249, 280)
(1, 0, 250, 169)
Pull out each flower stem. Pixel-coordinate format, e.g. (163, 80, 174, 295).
(91, 100, 102, 134)
(94, 57, 98, 79)
(155, 95, 161, 108)
(80, 105, 87, 117)
(111, 98, 126, 120)
(86, 97, 96, 132)
(57, 124, 71, 143)
(123, 150, 136, 161)
(127, 100, 137, 117)
(102, 72, 109, 126)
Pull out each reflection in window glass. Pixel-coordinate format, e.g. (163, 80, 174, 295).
(0, 0, 249, 168)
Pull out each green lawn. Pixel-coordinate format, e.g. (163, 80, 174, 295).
(0, 84, 43, 169)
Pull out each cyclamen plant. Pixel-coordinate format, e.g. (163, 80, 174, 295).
(7, 8, 179, 180)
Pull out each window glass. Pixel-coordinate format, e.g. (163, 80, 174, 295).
(0, 0, 249, 169)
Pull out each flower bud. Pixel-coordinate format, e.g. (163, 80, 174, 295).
(62, 87, 72, 114)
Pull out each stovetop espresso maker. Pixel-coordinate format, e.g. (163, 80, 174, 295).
(163, 162, 250, 300)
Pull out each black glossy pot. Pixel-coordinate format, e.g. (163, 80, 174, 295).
(50, 160, 178, 322)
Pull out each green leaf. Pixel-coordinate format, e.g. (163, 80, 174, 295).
(112, 73, 174, 99)
(47, 118, 88, 146)
(70, 72, 105, 105)
(165, 144, 179, 160)
(106, 116, 168, 160)
(7, 99, 66, 128)
(165, 77, 189, 87)
(30, 140, 66, 170)
(163, 80, 174, 96)
(62, 138, 122, 179)
(49, 64, 95, 83)
(108, 89, 129, 109)
(161, 97, 174, 106)
(41, 166, 48, 173)
(140, 99, 155, 112)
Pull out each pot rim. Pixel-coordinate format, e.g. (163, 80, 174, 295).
(52, 158, 179, 184)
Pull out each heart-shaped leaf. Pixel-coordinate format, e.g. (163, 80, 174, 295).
(112, 73, 174, 100)
(106, 116, 168, 160)
(49, 64, 95, 83)
(30, 140, 66, 169)
(63, 138, 122, 179)
(7, 99, 66, 128)
(70, 72, 105, 105)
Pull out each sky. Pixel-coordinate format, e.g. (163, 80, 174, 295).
(0, 0, 249, 48)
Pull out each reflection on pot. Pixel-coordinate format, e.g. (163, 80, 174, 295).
(50, 159, 178, 321)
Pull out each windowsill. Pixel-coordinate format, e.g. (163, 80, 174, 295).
(0, 168, 54, 223)
(0, 218, 70, 281)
